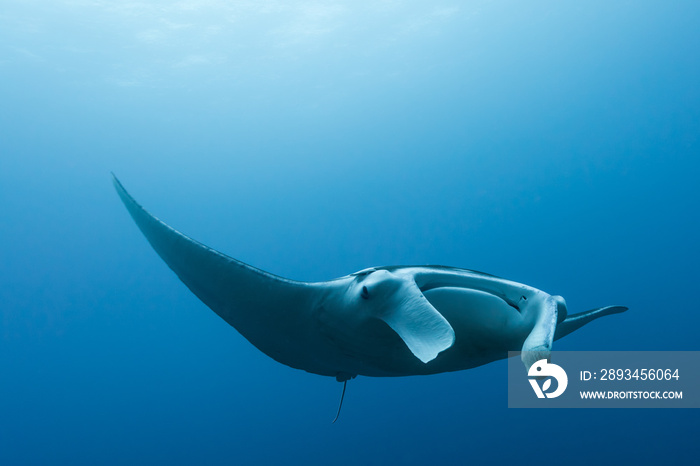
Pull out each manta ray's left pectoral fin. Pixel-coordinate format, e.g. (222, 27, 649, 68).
(378, 287, 455, 364)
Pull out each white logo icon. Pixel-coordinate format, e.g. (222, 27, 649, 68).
(528, 359, 568, 399)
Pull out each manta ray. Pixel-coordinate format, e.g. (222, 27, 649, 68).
(113, 175, 627, 411)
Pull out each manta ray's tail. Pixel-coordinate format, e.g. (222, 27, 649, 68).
(554, 305, 628, 341)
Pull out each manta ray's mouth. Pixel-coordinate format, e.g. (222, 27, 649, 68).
(418, 282, 522, 312)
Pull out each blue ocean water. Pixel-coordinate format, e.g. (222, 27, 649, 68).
(1, 1, 698, 464)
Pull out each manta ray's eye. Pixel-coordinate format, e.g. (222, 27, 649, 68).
(361, 286, 369, 300)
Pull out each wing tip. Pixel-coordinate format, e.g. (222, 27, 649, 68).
(110, 172, 121, 190)
(111, 173, 149, 217)
(603, 305, 629, 316)
(111, 172, 129, 201)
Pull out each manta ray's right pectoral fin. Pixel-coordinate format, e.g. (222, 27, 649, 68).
(378, 286, 456, 364)
(554, 305, 629, 341)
